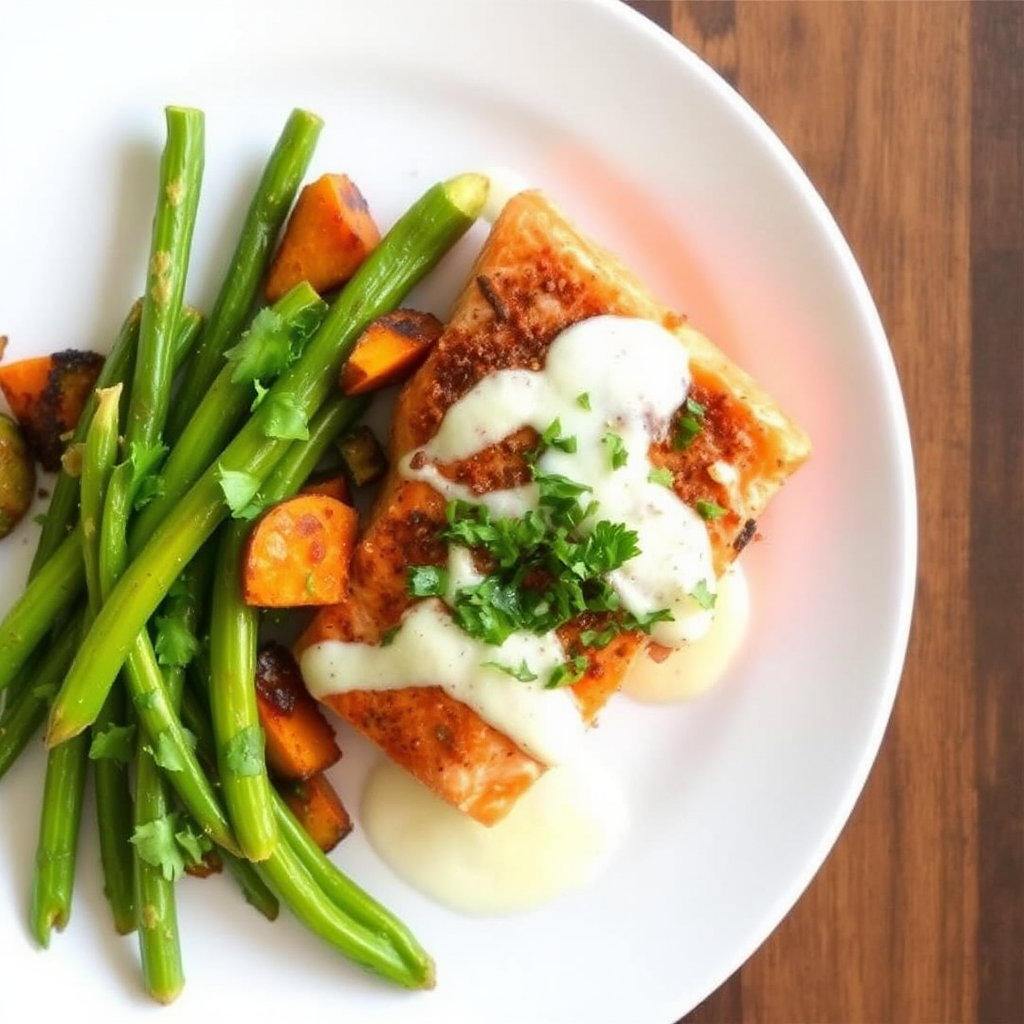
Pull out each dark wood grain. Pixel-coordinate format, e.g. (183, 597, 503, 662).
(622, 2, 1024, 1022)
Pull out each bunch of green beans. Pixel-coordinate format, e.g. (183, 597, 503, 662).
(0, 101, 489, 1002)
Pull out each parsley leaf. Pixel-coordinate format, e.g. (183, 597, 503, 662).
(224, 308, 290, 385)
(263, 394, 309, 440)
(546, 655, 588, 689)
(576, 392, 591, 411)
(674, 397, 706, 450)
(147, 727, 196, 773)
(174, 821, 212, 866)
(128, 441, 168, 510)
(689, 578, 717, 610)
(250, 378, 270, 410)
(153, 611, 200, 668)
(408, 565, 449, 598)
(88, 723, 137, 763)
(602, 431, 628, 469)
(482, 659, 538, 682)
(131, 812, 211, 882)
(695, 499, 728, 521)
(217, 465, 263, 520)
(648, 466, 674, 488)
(222, 725, 265, 777)
(131, 814, 187, 882)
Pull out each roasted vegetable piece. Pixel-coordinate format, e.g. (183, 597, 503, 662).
(242, 494, 358, 608)
(336, 423, 388, 487)
(301, 472, 351, 505)
(0, 413, 35, 539)
(340, 308, 444, 396)
(0, 349, 104, 470)
(264, 173, 381, 302)
(255, 642, 341, 780)
(279, 773, 352, 853)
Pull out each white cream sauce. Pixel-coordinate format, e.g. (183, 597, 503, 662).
(302, 599, 585, 766)
(300, 314, 718, 766)
(361, 757, 628, 915)
(624, 566, 750, 702)
(402, 314, 716, 648)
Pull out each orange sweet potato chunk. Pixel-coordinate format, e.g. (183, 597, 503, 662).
(264, 174, 380, 302)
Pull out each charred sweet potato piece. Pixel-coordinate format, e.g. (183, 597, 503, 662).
(0, 349, 104, 470)
(264, 174, 380, 302)
(255, 642, 342, 781)
(279, 773, 352, 852)
(242, 494, 358, 608)
(340, 309, 444, 396)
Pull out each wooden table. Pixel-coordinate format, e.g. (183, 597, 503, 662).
(623, 3, 1023, 1022)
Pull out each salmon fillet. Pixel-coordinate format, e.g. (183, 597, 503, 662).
(296, 189, 811, 825)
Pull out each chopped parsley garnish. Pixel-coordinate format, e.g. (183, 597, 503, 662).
(408, 468, 672, 656)
(263, 394, 310, 440)
(546, 655, 588, 689)
(407, 564, 449, 598)
(482, 659, 538, 682)
(217, 465, 263, 521)
(673, 397, 706, 450)
(602, 430, 628, 469)
(88, 723, 137, 764)
(648, 466, 674, 489)
(128, 440, 168, 510)
(695, 499, 728, 521)
(689, 578, 717, 610)
(576, 392, 591, 411)
(225, 299, 325, 403)
(222, 725, 265, 777)
(154, 609, 200, 669)
(130, 812, 212, 882)
(527, 418, 578, 462)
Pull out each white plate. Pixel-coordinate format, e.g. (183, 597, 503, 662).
(0, 1, 916, 1021)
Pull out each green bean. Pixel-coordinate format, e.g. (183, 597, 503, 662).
(166, 109, 323, 442)
(133, 740, 184, 1004)
(208, 393, 367, 862)
(126, 106, 204, 450)
(179, 678, 280, 922)
(271, 793, 434, 988)
(0, 308, 202, 695)
(218, 846, 281, 922)
(133, 282, 327, 546)
(29, 383, 123, 947)
(90, 680, 136, 935)
(79, 384, 136, 934)
(46, 172, 488, 744)
(256, 839, 432, 990)
(101, 459, 238, 855)
(0, 616, 79, 783)
(29, 728, 89, 946)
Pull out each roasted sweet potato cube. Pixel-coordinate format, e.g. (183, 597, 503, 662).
(255, 642, 341, 781)
(0, 349, 105, 470)
(280, 773, 353, 853)
(264, 174, 380, 302)
(242, 494, 358, 608)
(340, 309, 444, 396)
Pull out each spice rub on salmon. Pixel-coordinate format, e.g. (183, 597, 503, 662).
(296, 189, 812, 826)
